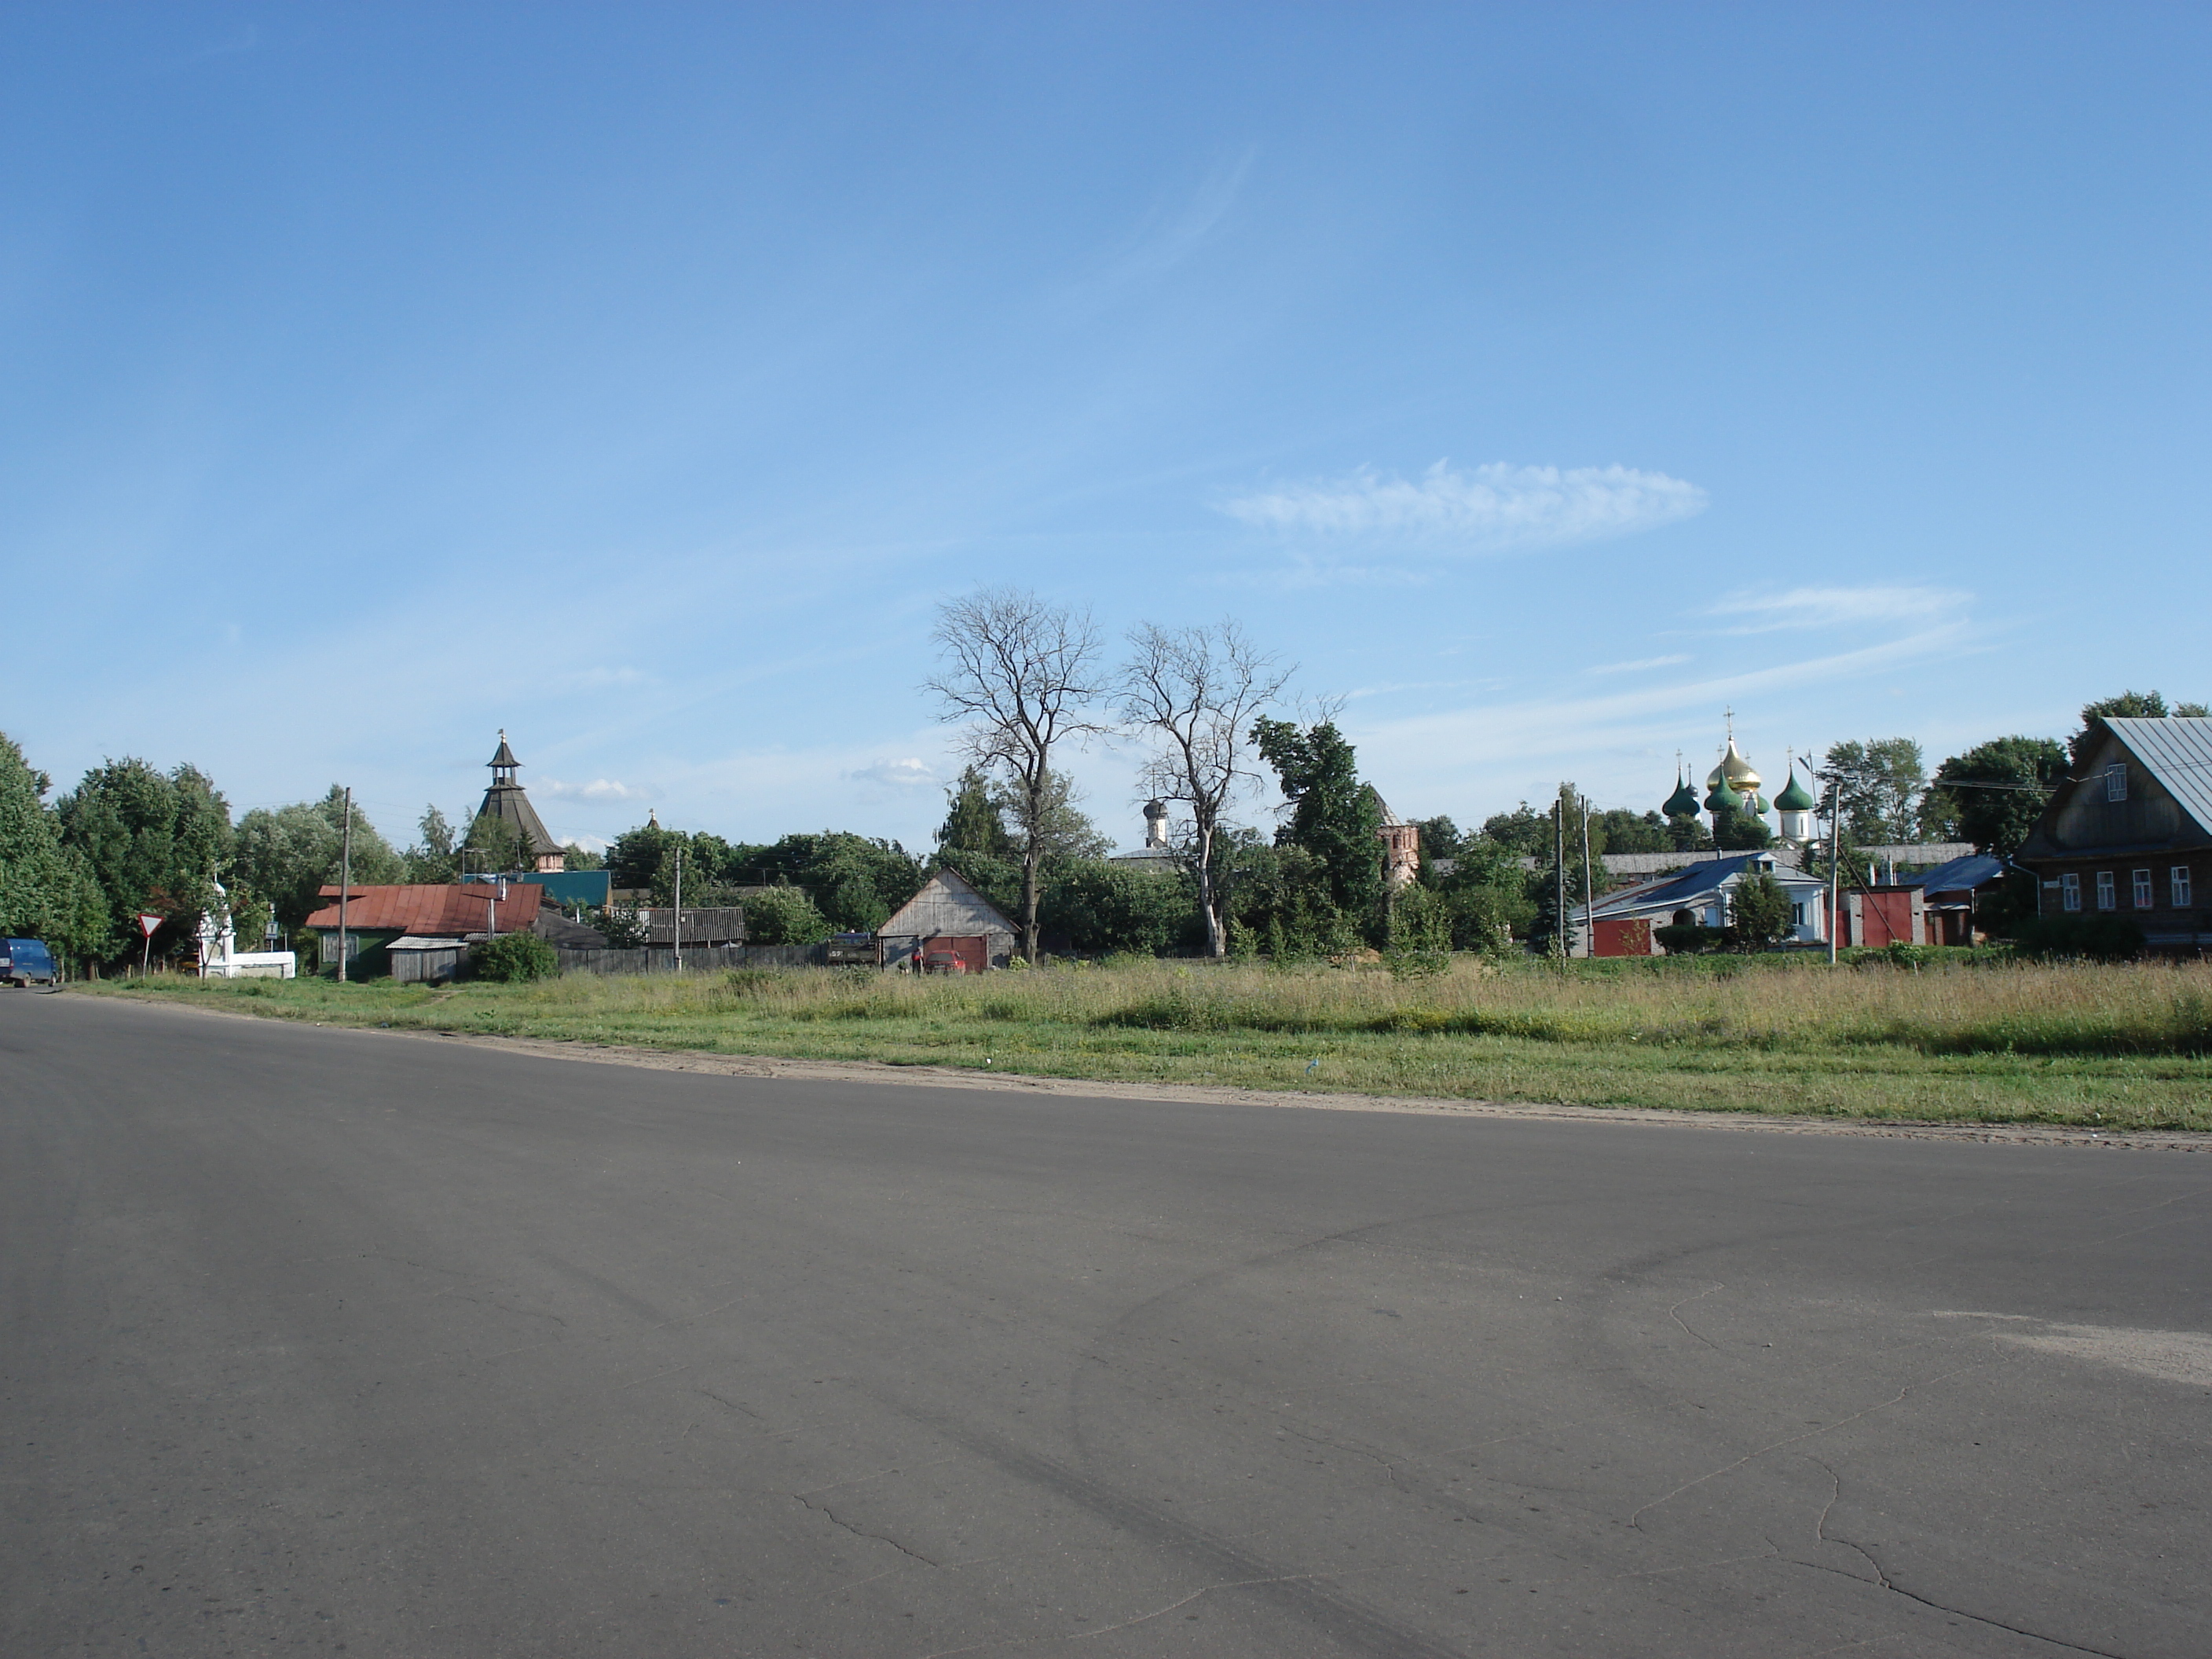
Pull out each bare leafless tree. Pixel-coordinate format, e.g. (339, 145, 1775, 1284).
(1121, 620, 1293, 958)
(926, 588, 1108, 962)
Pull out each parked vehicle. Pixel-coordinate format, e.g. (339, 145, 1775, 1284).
(921, 949, 969, 975)
(1, 938, 58, 987)
(824, 932, 877, 968)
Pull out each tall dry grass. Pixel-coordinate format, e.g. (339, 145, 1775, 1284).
(498, 954, 2212, 1058)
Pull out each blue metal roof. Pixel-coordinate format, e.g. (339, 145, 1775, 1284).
(1896, 854, 2005, 895)
(1588, 853, 1818, 920)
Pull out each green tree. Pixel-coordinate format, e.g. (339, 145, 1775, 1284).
(56, 758, 236, 961)
(463, 810, 529, 877)
(233, 790, 404, 929)
(743, 885, 831, 946)
(1822, 738, 1927, 844)
(1711, 806, 1774, 850)
(1665, 810, 1715, 852)
(405, 805, 460, 884)
(1383, 882, 1452, 977)
(2069, 690, 2209, 766)
(1922, 736, 2067, 857)
(605, 819, 674, 892)
(987, 771, 1108, 863)
(1727, 870, 1793, 950)
(1479, 802, 1553, 858)
(936, 765, 1013, 856)
(0, 732, 108, 965)
(1042, 862, 1196, 957)
(1434, 836, 1533, 950)
(1588, 808, 1671, 855)
(1252, 719, 1384, 938)
(559, 841, 606, 871)
(1411, 815, 1464, 881)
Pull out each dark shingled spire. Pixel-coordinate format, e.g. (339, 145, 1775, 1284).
(476, 730, 562, 869)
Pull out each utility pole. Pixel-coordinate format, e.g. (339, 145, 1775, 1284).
(337, 787, 353, 983)
(672, 844, 683, 973)
(1579, 792, 1596, 961)
(1825, 771, 1843, 966)
(1553, 795, 1566, 969)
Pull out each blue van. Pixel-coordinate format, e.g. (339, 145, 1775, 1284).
(1, 938, 57, 987)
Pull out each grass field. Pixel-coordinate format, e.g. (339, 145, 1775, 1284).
(75, 952, 2212, 1130)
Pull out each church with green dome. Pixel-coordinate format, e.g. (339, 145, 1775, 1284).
(1662, 719, 1821, 851)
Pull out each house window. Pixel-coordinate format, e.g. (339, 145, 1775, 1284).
(2096, 871, 2116, 910)
(2175, 867, 2195, 908)
(2060, 873, 2081, 912)
(2133, 870, 2155, 909)
(2104, 763, 2128, 802)
(1792, 902, 1807, 927)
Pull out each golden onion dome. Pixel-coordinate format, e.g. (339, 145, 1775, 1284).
(1719, 738, 1761, 793)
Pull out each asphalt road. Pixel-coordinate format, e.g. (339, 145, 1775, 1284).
(5, 993, 2210, 1658)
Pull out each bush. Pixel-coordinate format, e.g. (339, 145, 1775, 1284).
(593, 906, 649, 948)
(1384, 884, 1452, 979)
(1727, 870, 1793, 950)
(1654, 923, 1721, 955)
(2011, 914, 2147, 961)
(744, 886, 831, 946)
(471, 931, 558, 982)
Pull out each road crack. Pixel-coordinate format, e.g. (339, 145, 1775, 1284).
(1667, 1284, 1724, 1350)
(1628, 1361, 1986, 1530)
(792, 1494, 938, 1566)
(1800, 1457, 2129, 1657)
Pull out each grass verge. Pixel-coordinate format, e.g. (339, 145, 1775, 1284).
(71, 954, 2212, 1131)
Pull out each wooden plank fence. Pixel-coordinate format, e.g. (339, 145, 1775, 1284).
(554, 942, 839, 975)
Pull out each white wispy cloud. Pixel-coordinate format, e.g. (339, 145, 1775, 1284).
(1066, 147, 1258, 308)
(848, 757, 938, 790)
(551, 832, 613, 854)
(1706, 585, 1971, 633)
(537, 777, 650, 802)
(1589, 653, 1690, 676)
(1220, 461, 1708, 554)
(555, 665, 650, 690)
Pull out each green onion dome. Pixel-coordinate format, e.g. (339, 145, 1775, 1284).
(1663, 775, 1701, 817)
(1774, 767, 1816, 812)
(1704, 776, 1743, 814)
(1752, 794, 1771, 815)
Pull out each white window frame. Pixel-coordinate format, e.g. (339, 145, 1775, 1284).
(2105, 763, 2128, 802)
(2175, 866, 2195, 908)
(2096, 870, 2117, 911)
(2133, 869, 2155, 910)
(2060, 872, 2081, 912)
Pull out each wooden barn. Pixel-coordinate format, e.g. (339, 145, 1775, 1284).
(877, 870, 1017, 970)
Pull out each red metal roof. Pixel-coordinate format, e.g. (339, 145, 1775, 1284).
(303, 884, 544, 935)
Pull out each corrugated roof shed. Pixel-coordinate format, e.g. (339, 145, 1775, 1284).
(304, 884, 544, 934)
(1898, 854, 2005, 895)
(879, 870, 1016, 939)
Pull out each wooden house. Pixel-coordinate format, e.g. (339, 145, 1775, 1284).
(2016, 716, 2212, 952)
(302, 883, 545, 976)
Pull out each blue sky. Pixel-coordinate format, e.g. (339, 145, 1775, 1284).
(5, 4, 2208, 854)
